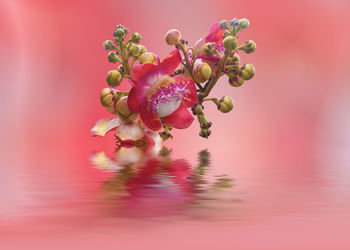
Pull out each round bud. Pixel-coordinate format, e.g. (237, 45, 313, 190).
(240, 40, 256, 54)
(241, 64, 255, 80)
(107, 52, 119, 63)
(129, 44, 142, 57)
(219, 20, 230, 30)
(165, 29, 181, 46)
(226, 53, 240, 66)
(103, 40, 115, 50)
(131, 32, 142, 43)
(202, 42, 215, 55)
(238, 18, 250, 30)
(193, 61, 212, 83)
(229, 74, 245, 87)
(216, 96, 233, 113)
(223, 36, 237, 51)
(113, 37, 121, 45)
(114, 28, 125, 38)
(139, 45, 147, 54)
(138, 52, 157, 64)
(116, 96, 138, 122)
(106, 70, 122, 87)
(230, 18, 238, 27)
(100, 88, 115, 108)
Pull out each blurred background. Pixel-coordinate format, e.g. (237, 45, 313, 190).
(1, 0, 350, 249)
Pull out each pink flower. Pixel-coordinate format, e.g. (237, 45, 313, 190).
(194, 23, 225, 63)
(127, 50, 198, 131)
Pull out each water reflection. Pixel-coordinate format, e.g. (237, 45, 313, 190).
(90, 137, 237, 218)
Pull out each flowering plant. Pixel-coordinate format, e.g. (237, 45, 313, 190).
(92, 19, 256, 141)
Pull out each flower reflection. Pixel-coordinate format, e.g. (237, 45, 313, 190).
(90, 126, 235, 218)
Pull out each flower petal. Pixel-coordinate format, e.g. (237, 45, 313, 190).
(115, 122, 146, 141)
(158, 49, 182, 75)
(128, 86, 145, 113)
(193, 38, 205, 58)
(205, 23, 225, 43)
(140, 104, 163, 131)
(157, 98, 181, 118)
(162, 104, 194, 129)
(132, 63, 158, 83)
(198, 54, 220, 64)
(90, 117, 122, 137)
(173, 75, 198, 108)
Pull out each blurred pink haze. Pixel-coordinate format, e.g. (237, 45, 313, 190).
(1, 0, 350, 249)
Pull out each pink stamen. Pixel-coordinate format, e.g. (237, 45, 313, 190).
(148, 79, 190, 113)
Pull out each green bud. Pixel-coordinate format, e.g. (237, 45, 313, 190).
(165, 29, 181, 45)
(139, 45, 147, 54)
(139, 52, 157, 64)
(239, 40, 256, 54)
(226, 53, 240, 66)
(106, 70, 122, 87)
(103, 40, 115, 50)
(230, 18, 239, 27)
(115, 24, 129, 36)
(229, 74, 245, 87)
(107, 52, 119, 63)
(113, 37, 121, 45)
(114, 28, 125, 38)
(238, 18, 250, 30)
(223, 36, 237, 51)
(131, 32, 142, 43)
(215, 96, 233, 113)
(202, 42, 215, 56)
(129, 44, 142, 57)
(241, 64, 255, 80)
(219, 20, 230, 30)
(100, 88, 115, 108)
(193, 61, 212, 83)
(116, 96, 138, 122)
(124, 28, 130, 36)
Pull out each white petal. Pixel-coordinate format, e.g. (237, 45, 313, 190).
(90, 117, 122, 137)
(115, 122, 146, 140)
(157, 99, 181, 118)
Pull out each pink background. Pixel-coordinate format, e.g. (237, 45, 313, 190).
(1, 0, 350, 249)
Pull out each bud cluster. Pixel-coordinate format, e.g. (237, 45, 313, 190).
(215, 18, 256, 89)
(226, 63, 256, 87)
(103, 24, 155, 85)
(220, 18, 250, 35)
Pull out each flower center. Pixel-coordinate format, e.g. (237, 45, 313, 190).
(147, 75, 190, 117)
